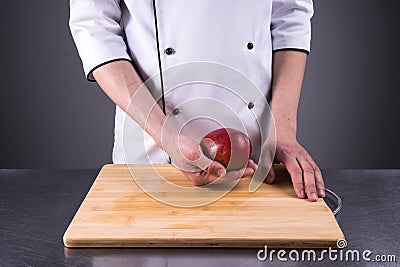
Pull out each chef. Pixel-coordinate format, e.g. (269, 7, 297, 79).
(69, 0, 325, 201)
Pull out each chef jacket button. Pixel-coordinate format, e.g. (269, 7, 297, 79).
(247, 42, 254, 50)
(172, 108, 180, 115)
(165, 47, 175, 55)
(248, 101, 254, 109)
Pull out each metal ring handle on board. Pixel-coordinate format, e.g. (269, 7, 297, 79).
(325, 188, 342, 216)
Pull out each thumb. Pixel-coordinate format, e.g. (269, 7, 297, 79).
(190, 144, 225, 177)
(264, 166, 276, 184)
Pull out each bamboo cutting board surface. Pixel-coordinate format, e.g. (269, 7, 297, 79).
(63, 164, 344, 248)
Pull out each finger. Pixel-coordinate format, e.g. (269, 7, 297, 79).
(242, 166, 255, 177)
(264, 166, 276, 184)
(223, 169, 245, 181)
(207, 160, 257, 181)
(182, 170, 219, 186)
(247, 159, 258, 172)
(297, 158, 318, 202)
(182, 171, 206, 186)
(206, 159, 258, 180)
(204, 160, 226, 177)
(284, 158, 305, 199)
(188, 161, 253, 186)
(307, 158, 325, 197)
(214, 167, 247, 183)
(192, 152, 224, 176)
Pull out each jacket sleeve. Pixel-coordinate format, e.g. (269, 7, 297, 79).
(271, 0, 314, 53)
(69, 0, 131, 81)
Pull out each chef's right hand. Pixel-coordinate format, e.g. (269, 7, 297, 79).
(163, 134, 256, 186)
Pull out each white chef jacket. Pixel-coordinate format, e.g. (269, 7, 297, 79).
(69, 0, 313, 164)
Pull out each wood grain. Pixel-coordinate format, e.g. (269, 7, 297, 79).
(63, 164, 345, 248)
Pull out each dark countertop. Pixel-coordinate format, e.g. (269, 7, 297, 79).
(0, 169, 399, 267)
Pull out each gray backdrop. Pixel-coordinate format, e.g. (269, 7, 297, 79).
(1, 1, 399, 169)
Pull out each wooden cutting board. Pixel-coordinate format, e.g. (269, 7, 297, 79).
(63, 164, 344, 248)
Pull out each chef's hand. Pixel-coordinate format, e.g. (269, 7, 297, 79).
(262, 137, 325, 201)
(265, 50, 325, 201)
(163, 134, 257, 186)
(182, 159, 257, 186)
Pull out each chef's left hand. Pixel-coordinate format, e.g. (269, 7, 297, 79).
(262, 137, 325, 202)
(263, 50, 325, 201)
